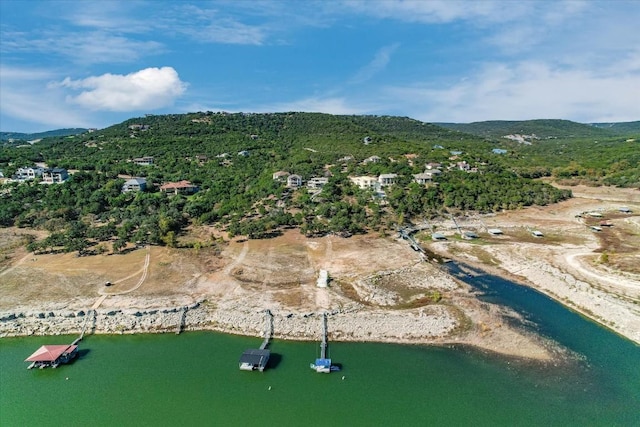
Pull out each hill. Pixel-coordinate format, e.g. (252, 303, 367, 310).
(435, 119, 618, 140)
(1, 111, 637, 257)
(589, 121, 640, 135)
(0, 128, 89, 142)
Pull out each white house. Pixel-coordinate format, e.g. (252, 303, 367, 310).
(362, 155, 381, 164)
(133, 156, 154, 166)
(13, 166, 44, 181)
(350, 176, 378, 190)
(378, 173, 398, 187)
(122, 177, 147, 193)
(307, 177, 329, 189)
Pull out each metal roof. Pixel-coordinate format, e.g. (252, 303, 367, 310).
(239, 349, 270, 367)
(314, 358, 332, 367)
(25, 345, 77, 362)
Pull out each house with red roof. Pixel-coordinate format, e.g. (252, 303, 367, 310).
(159, 180, 199, 195)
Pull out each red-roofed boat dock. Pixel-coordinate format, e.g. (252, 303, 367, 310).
(25, 309, 94, 369)
(25, 344, 78, 369)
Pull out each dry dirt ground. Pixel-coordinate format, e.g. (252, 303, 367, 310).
(1, 185, 638, 358)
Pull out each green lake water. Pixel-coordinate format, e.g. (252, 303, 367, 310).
(1, 265, 639, 426)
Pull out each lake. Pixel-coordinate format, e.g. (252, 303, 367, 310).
(1, 264, 638, 426)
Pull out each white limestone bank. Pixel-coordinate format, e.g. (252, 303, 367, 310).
(0, 301, 456, 343)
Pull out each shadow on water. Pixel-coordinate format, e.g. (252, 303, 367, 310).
(267, 352, 282, 369)
(75, 348, 91, 361)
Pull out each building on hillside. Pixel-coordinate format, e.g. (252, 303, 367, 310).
(42, 168, 69, 184)
(413, 173, 435, 185)
(337, 155, 354, 163)
(492, 148, 508, 154)
(272, 171, 290, 181)
(287, 174, 303, 188)
(122, 177, 147, 193)
(237, 150, 250, 157)
(425, 162, 442, 170)
(307, 177, 329, 189)
(128, 124, 150, 131)
(378, 173, 398, 187)
(160, 180, 199, 195)
(133, 156, 154, 166)
(349, 175, 378, 190)
(362, 155, 381, 164)
(12, 166, 44, 181)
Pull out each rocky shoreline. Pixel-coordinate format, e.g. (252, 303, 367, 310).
(0, 301, 456, 343)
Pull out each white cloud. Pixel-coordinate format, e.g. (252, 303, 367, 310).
(350, 43, 400, 84)
(1, 29, 164, 64)
(0, 66, 93, 129)
(387, 59, 640, 123)
(161, 5, 267, 45)
(342, 0, 530, 24)
(58, 67, 187, 112)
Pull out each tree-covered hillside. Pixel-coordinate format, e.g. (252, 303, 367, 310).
(436, 119, 619, 140)
(0, 128, 89, 142)
(2, 111, 636, 255)
(590, 121, 640, 135)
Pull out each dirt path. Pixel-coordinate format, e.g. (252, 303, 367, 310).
(565, 252, 640, 292)
(0, 253, 33, 277)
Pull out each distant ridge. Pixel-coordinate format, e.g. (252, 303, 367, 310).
(434, 119, 639, 140)
(0, 128, 89, 142)
(589, 121, 640, 135)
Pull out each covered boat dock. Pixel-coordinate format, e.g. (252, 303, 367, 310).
(239, 349, 270, 372)
(239, 309, 272, 372)
(25, 344, 78, 369)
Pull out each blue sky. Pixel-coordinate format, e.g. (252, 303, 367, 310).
(1, 0, 639, 132)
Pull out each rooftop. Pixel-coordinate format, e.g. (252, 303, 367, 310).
(25, 344, 77, 362)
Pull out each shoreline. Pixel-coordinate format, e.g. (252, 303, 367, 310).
(428, 242, 640, 347)
(0, 288, 560, 362)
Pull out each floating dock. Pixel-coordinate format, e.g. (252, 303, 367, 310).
(310, 313, 339, 373)
(239, 310, 272, 372)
